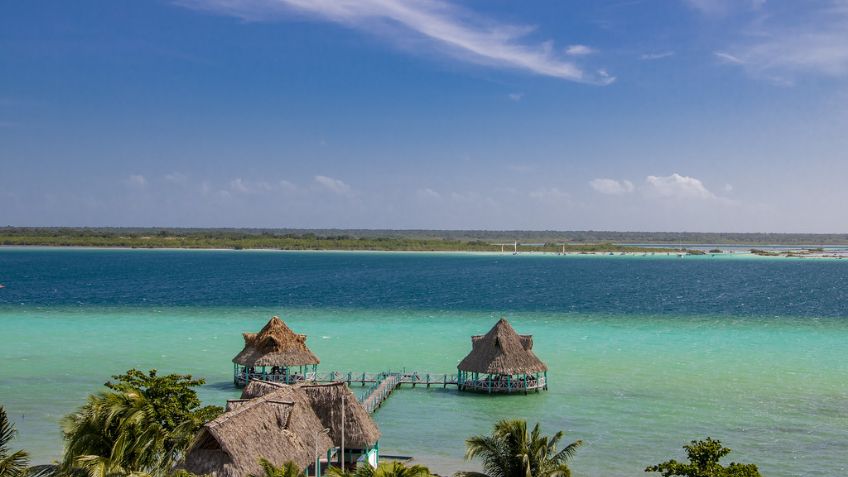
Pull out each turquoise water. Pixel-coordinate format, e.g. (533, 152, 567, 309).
(1, 249, 847, 476)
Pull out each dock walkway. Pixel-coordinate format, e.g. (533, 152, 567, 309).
(238, 370, 545, 413)
(306, 371, 458, 413)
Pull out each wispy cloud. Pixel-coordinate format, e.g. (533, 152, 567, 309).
(164, 172, 188, 184)
(590, 178, 634, 195)
(644, 173, 715, 200)
(225, 177, 281, 195)
(713, 1, 848, 81)
(507, 92, 524, 101)
(640, 51, 674, 61)
(565, 44, 595, 56)
(314, 175, 352, 195)
(174, 0, 613, 84)
(714, 51, 745, 65)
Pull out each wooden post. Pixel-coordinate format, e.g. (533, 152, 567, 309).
(341, 392, 345, 468)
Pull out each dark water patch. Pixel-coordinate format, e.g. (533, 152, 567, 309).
(2, 249, 848, 317)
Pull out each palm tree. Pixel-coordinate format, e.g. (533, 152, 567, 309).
(458, 419, 582, 477)
(60, 390, 194, 477)
(0, 407, 30, 477)
(249, 459, 304, 477)
(373, 462, 431, 477)
(328, 462, 431, 477)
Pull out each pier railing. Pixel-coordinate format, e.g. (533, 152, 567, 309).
(458, 375, 546, 393)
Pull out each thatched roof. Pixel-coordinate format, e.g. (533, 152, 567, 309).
(182, 384, 334, 477)
(457, 318, 548, 375)
(241, 380, 380, 449)
(300, 382, 381, 449)
(232, 316, 320, 367)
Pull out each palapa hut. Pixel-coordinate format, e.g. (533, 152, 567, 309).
(241, 381, 381, 469)
(300, 382, 381, 468)
(233, 316, 320, 387)
(181, 383, 334, 477)
(457, 318, 548, 394)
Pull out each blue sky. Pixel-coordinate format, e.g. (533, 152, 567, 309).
(2, 0, 847, 232)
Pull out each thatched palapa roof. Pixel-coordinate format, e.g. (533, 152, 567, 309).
(182, 384, 334, 477)
(241, 380, 380, 449)
(457, 318, 548, 375)
(300, 382, 381, 449)
(232, 316, 320, 367)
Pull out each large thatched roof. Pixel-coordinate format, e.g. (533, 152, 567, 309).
(232, 316, 320, 367)
(457, 318, 548, 375)
(241, 381, 380, 449)
(182, 384, 333, 477)
(300, 382, 381, 449)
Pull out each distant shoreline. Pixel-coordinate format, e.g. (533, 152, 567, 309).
(2, 244, 847, 260)
(4, 227, 848, 247)
(2, 228, 848, 257)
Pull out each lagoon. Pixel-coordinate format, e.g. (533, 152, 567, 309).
(1, 249, 847, 476)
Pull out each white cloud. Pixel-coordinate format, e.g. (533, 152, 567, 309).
(565, 44, 594, 56)
(508, 92, 524, 101)
(226, 178, 275, 194)
(127, 175, 146, 188)
(590, 178, 634, 195)
(279, 180, 298, 193)
(714, 51, 745, 65)
(174, 0, 613, 84)
(724, 183, 734, 192)
(315, 175, 352, 195)
(640, 51, 674, 60)
(229, 178, 251, 194)
(644, 173, 715, 200)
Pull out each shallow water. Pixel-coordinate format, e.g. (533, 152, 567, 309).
(1, 249, 847, 476)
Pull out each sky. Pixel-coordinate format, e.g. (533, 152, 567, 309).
(2, 0, 848, 232)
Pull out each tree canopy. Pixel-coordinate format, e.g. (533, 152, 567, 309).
(459, 419, 581, 477)
(645, 438, 761, 477)
(0, 407, 30, 477)
(60, 369, 222, 477)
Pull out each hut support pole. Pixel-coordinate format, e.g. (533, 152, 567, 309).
(341, 392, 345, 468)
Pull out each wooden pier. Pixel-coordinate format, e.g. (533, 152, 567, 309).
(283, 371, 460, 413)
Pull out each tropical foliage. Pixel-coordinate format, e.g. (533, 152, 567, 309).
(59, 369, 222, 477)
(645, 438, 762, 477)
(0, 228, 679, 253)
(328, 462, 432, 477)
(0, 407, 29, 477)
(458, 419, 581, 477)
(249, 459, 304, 477)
